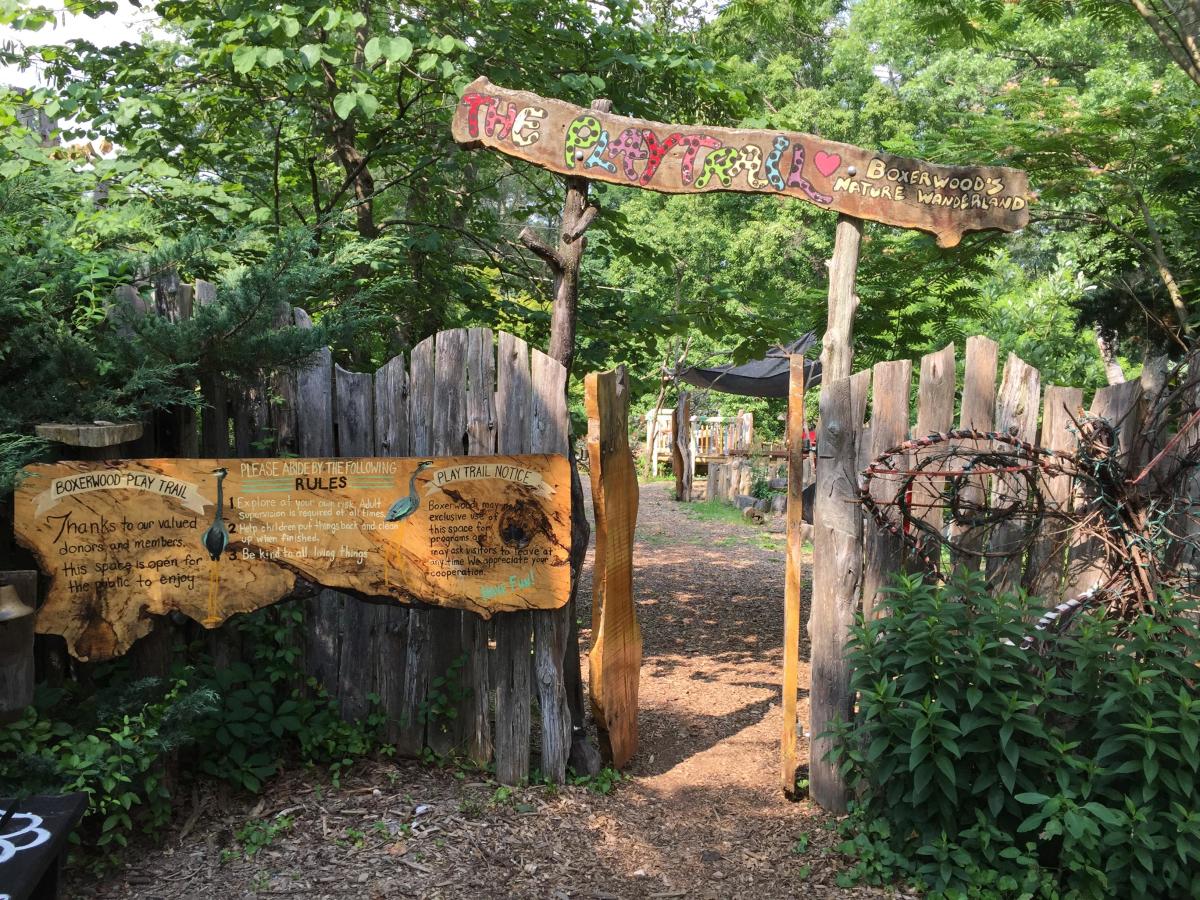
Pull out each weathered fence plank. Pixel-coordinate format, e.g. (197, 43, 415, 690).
(461, 328, 495, 766)
(1028, 385, 1084, 597)
(586, 366, 641, 768)
(428, 329, 471, 757)
(913, 344, 956, 541)
(398, 335, 436, 757)
(862, 359, 912, 619)
(1066, 380, 1142, 596)
(531, 347, 572, 783)
(333, 365, 376, 722)
(809, 369, 868, 813)
(493, 332, 534, 783)
(294, 317, 341, 701)
(950, 335, 999, 570)
(986, 354, 1041, 594)
(373, 354, 411, 745)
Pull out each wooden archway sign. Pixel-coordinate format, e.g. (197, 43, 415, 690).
(451, 78, 1033, 807)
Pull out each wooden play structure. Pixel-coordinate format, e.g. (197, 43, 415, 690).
(643, 409, 755, 477)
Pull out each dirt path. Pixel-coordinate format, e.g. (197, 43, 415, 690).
(83, 480, 884, 899)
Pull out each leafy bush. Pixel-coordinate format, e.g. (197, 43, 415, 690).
(833, 571, 1200, 899)
(0, 604, 390, 865)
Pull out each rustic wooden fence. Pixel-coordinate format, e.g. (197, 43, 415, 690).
(796, 334, 1182, 810)
(7, 275, 594, 785)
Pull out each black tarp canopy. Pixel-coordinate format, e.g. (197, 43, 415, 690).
(678, 334, 821, 398)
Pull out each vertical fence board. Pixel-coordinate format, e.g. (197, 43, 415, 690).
(398, 336, 436, 756)
(1028, 386, 1084, 598)
(531, 348, 572, 783)
(913, 344, 957, 541)
(373, 353, 411, 745)
(809, 370, 867, 813)
(862, 359, 912, 619)
(986, 354, 1041, 594)
(333, 365, 376, 721)
(374, 356, 410, 458)
(950, 336, 999, 570)
(493, 333, 533, 783)
(586, 366, 641, 769)
(781, 357, 806, 795)
(461, 328, 495, 766)
(1066, 380, 1142, 596)
(423, 329, 470, 757)
(293, 310, 340, 696)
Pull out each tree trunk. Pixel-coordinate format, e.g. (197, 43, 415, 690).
(1096, 331, 1126, 385)
(521, 98, 612, 769)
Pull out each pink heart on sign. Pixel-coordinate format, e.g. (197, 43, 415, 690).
(814, 150, 841, 178)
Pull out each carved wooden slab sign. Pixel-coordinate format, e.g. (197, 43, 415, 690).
(15, 455, 571, 661)
(451, 77, 1032, 247)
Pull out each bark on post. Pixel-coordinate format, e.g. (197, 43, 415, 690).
(819, 216, 863, 385)
(518, 98, 611, 773)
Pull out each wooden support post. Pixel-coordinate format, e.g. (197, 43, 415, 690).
(585, 367, 641, 768)
(781, 357, 806, 795)
(820, 216, 863, 385)
(808, 213, 864, 812)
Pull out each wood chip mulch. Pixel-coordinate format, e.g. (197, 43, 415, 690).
(76, 480, 900, 899)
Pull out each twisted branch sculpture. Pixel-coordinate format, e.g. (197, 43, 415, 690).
(858, 365, 1200, 634)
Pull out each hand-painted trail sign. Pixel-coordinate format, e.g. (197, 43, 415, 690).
(15, 455, 571, 661)
(451, 77, 1032, 247)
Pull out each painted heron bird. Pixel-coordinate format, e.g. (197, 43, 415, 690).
(200, 466, 229, 627)
(386, 460, 434, 522)
(382, 460, 434, 589)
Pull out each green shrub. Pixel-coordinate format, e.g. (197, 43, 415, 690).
(0, 603, 390, 866)
(832, 571, 1200, 899)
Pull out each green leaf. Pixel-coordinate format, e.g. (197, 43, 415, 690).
(364, 36, 382, 64)
(386, 36, 413, 63)
(333, 92, 357, 120)
(300, 44, 322, 68)
(437, 34, 455, 53)
(357, 92, 378, 119)
(260, 47, 284, 68)
(232, 45, 260, 74)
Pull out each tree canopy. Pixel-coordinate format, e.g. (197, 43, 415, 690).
(1, 0, 1196, 448)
